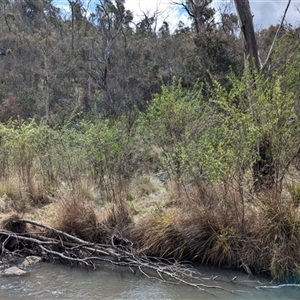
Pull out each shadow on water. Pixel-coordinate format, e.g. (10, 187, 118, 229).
(1, 262, 300, 299)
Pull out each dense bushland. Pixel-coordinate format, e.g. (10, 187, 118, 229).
(1, 66, 300, 280)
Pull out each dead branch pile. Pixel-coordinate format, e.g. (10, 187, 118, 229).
(0, 218, 224, 291)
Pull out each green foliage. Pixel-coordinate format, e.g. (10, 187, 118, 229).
(143, 65, 300, 189)
(202, 66, 300, 186)
(82, 117, 140, 201)
(144, 79, 205, 182)
(0, 118, 39, 184)
(200, 70, 258, 182)
(141, 75, 233, 183)
(0, 116, 141, 203)
(289, 184, 300, 207)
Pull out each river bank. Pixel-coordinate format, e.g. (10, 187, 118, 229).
(1, 173, 300, 284)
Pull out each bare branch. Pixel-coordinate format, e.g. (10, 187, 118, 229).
(1, 219, 225, 293)
(262, 0, 292, 70)
(257, 283, 300, 289)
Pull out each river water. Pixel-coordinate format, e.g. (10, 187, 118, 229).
(1, 261, 300, 299)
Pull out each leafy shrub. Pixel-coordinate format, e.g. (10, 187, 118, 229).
(82, 118, 140, 202)
(144, 79, 206, 184)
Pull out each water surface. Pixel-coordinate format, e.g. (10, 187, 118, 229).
(1, 262, 300, 299)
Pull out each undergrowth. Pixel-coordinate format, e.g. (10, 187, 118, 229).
(1, 71, 300, 281)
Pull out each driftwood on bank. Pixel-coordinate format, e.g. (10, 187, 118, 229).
(0, 218, 224, 292)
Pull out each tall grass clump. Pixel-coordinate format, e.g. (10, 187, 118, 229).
(128, 208, 185, 259)
(243, 197, 300, 279)
(54, 192, 133, 244)
(127, 184, 245, 265)
(54, 195, 100, 242)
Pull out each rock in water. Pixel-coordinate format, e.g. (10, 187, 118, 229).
(1, 266, 28, 276)
(22, 256, 42, 267)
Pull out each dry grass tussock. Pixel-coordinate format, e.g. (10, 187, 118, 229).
(128, 207, 185, 259)
(0, 179, 26, 212)
(128, 183, 300, 280)
(242, 196, 300, 279)
(0, 177, 51, 213)
(54, 196, 100, 242)
(53, 192, 133, 244)
(128, 199, 243, 266)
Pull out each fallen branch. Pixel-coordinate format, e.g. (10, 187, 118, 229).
(256, 283, 300, 289)
(19, 219, 97, 246)
(0, 218, 224, 293)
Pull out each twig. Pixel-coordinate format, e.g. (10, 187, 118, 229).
(256, 283, 300, 289)
(0, 231, 59, 245)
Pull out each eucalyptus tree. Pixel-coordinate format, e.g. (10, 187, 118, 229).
(81, 0, 133, 116)
(178, 0, 215, 34)
(173, 0, 242, 89)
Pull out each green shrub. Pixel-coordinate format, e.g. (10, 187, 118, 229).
(144, 79, 206, 183)
(83, 118, 140, 202)
(289, 184, 300, 207)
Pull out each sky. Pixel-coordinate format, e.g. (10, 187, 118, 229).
(54, 0, 300, 31)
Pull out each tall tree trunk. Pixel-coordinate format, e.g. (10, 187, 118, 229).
(234, 0, 260, 70)
(68, 0, 75, 51)
(234, 0, 275, 191)
(43, 54, 50, 124)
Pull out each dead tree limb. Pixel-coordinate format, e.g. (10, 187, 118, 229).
(0, 219, 225, 292)
(262, 0, 292, 70)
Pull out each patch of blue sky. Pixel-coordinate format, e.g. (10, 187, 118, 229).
(52, 0, 300, 30)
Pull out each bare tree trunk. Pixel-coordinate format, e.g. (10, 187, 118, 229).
(234, 0, 260, 71)
(68, 0, 75, 51)
(234, 0, 275, 191)
(43, 54, 50, 124)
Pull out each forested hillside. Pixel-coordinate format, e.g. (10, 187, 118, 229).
(0, 0, 244, 122)
(0, 1, 298, 122)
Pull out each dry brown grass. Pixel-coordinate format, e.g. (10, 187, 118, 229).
(242, 196, 300, 279)
(0, 179, 27, 212)
(27, 180, 52, 207)
(127, 182, 300, 280)
(52, 189, 133, 244)
(54, 196, 100, 242)
(3, 165, 299, 281)
(130, 175, 161, 198)
(0, 176, 52, 213)
(128, 207, 185, 259)
(95, 202, 133, 243)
